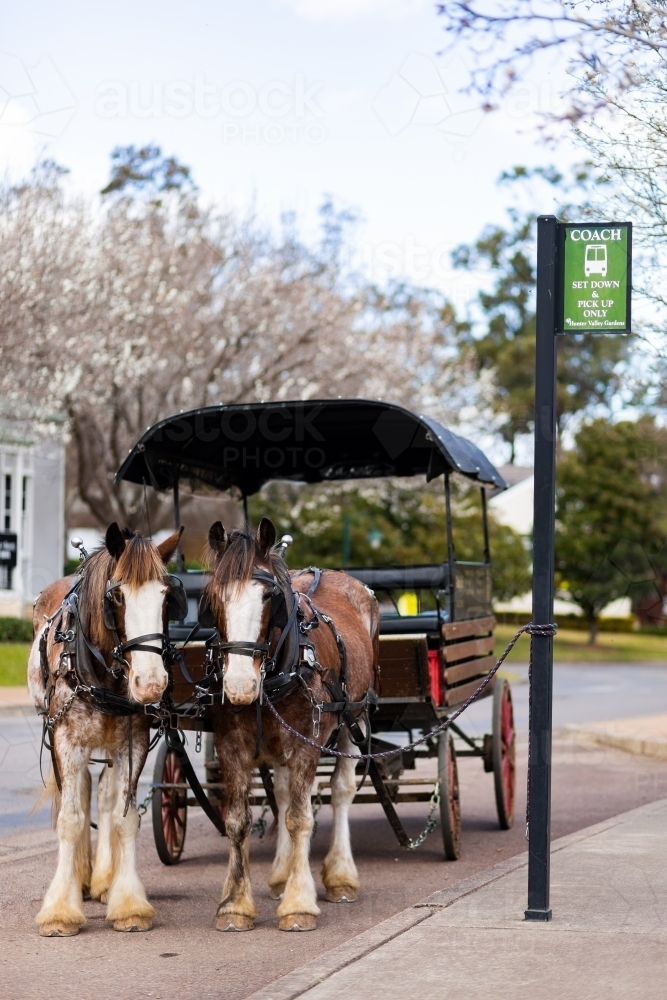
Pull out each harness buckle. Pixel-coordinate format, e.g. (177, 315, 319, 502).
(111, 646, 129, 668)
(311, 702, 322, 739)
(303, 645, 316, 667)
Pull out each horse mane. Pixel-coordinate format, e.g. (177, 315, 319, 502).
(205, 529, 283, 613)
(79, 532, 168, 648)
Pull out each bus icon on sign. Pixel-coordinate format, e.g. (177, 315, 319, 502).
(585, 244, 607, 277)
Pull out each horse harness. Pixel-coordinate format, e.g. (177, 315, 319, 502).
(38, 571, 187, 794)
(39, 559, 374, 811)
(196, 564, 376, 753)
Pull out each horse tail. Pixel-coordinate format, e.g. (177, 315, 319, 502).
(34, 769, 61, 828)
(27, 625, 48, 711)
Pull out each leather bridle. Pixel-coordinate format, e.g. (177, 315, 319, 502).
(104, 580, 168, 672)
(103, 575, 188, 675)
(213, 569, 292, 664)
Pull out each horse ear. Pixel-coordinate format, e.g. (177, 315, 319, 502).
(208, 521, 227, 556)
(157, 526, 184, 564)
(105, 522, 126, 560)
(257, 517, 276, 555)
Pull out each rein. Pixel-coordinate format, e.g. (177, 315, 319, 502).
(263, 622, 558, 760)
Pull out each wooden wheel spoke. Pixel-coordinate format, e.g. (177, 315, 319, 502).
(493, 681, 516, 830)
(153, 744, 188, 865)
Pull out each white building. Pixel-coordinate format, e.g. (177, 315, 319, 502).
(488, 466, 534, 537)
(0, 403, 65, 618)
(489, 465, 631, 618)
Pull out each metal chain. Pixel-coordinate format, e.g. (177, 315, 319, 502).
(311, 788, 324, 837)
(136, 784, 155, 827)
(45, 689, 80, 730)
(263, 623, 557, 761)
(251, 800, 271, 839)
(407, 778, 441, 851)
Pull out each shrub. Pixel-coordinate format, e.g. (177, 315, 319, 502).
(0, 617, 33, 642)
(494, 612, 635, 633)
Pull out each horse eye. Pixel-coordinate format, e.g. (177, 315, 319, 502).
(261, 591, 273, 602)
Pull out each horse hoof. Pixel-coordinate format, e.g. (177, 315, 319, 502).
(112, 915, 153, 932)
(278, 913, 317, 932)
(99, 892, 108, 904)
(216, 913, 255, 932)
(39, 922, 81, 938)
(269, 883, 286, 900)
(325, 885, 358, 903)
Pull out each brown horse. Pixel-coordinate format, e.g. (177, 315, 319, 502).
(27, 523, 182, 937)
(204, 517, 379, 932)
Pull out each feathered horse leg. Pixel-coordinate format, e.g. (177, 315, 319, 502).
(321, 728, 360, 902)
(90, 762, 117, 903)
(105, 718, 155, 932)
(268, 764, 291, 899)
(215, 739, 257, 931)
(36, 732, 91, 937)
(276, 753, 320, 931)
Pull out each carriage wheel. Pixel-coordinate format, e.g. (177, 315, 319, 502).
(152, 739, 188, 865)
(492, 678, 516, 830)
(438, 732, 461, 860)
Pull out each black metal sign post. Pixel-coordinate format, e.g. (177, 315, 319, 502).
(525, 215, 558, 921)
(526, 216, 632, 921)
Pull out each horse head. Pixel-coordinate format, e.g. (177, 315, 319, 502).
(204, 517, 280, 706)
(86, 523, 184, 704)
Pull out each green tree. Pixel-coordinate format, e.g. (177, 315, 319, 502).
(100, 144, 196, 199)
(556, 417, 667, 643)
(249, 479, 530, 604)
(453, 210, 628, 462)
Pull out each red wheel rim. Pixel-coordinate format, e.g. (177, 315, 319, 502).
(449, 739, 460, 830)
(162, 751, 186, 855)
(500, 686, 516, 817)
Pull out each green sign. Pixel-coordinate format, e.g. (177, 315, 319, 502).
(557, 222, 632, 333)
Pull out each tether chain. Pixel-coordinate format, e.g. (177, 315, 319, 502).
(407, 778, 441, 851)
(251, 800, 271, 839)
(136, 784, 155, 827)
(45, 688, 80, 730)
(263, 623, 558, 761)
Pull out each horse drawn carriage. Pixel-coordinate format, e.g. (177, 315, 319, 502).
(115, 399, 516, 865)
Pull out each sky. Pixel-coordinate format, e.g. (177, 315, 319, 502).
(0, 0, 575, 310)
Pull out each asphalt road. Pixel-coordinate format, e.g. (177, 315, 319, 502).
(2, 663, 667, 1000)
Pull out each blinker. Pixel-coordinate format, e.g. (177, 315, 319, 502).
(167, 575, 188, 622)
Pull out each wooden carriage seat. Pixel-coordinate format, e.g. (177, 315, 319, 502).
(377, 614, 496, 708)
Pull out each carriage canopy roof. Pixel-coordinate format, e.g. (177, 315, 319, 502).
(115, 399, 507, 497)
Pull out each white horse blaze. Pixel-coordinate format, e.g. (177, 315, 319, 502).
(223, 580, 264, 704)
(121, 580, 169, 704)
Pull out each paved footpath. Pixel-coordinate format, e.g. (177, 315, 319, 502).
(252, 798, 667, 1000)
(568, 713, 667, 761)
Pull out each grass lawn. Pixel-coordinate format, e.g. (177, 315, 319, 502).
(496, 624, 667, 663)
(2, 627, 665, 685)
(0, 643, 31, 686)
